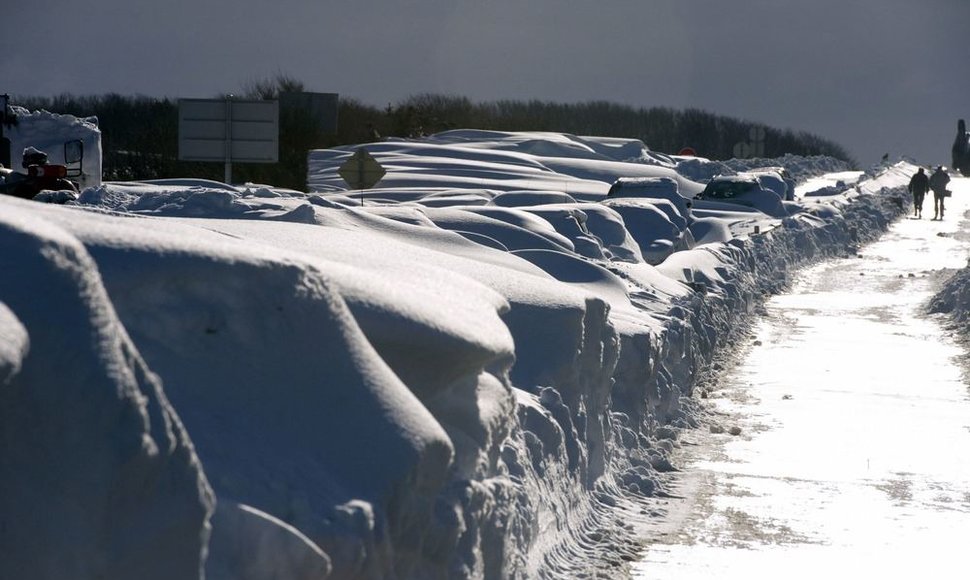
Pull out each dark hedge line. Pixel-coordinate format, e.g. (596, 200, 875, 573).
(15, 78, 854, 191)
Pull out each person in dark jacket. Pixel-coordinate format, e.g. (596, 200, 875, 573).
(929, 165, 951, 220)
(908, 167, 930, 218)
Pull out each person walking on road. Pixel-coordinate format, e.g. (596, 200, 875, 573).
(929, 166, 951, 220)
(908, 167, 930, 218)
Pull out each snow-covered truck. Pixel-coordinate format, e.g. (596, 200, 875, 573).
(1, 98, 102, 198)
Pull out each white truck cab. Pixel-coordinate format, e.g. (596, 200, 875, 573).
(1, 97, 102, 192)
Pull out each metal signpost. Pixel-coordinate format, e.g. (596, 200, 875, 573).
(178, 97, 279, 184)
(338, 148, 385, 205)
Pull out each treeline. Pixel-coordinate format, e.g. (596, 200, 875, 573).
(16, 77, 854, 191)
(387, 94, 854, 163)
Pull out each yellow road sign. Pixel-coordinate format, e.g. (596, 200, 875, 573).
(338, 148, 385, 190)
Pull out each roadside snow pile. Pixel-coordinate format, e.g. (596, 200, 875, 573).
(723, 154, 852, 183)
(926, 175, 970, 327)
(673, 153, 851, 184)
(76, 180, 314, 221)
(928, 263, 970, 324)
(0, 126, 915, 580)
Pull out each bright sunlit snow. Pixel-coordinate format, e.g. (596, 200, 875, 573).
(633, 176, 970, 579)
(5, 112, 970, 580)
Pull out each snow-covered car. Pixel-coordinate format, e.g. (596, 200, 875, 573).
(694, 175, 787, 217)
(607, 176, 679, 199)
(740, 167, 795, 201)
(606, 176, 692, 218)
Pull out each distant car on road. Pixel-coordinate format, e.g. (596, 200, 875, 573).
(695, 175, 787, 217)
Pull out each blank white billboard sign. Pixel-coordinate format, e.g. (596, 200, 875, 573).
(178, 98, 279, 163)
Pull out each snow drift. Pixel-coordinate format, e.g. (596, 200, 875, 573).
(0, 205, 211, 580)
(0, 127, 912, 579)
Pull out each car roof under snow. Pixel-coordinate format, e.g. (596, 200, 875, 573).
(709, 174, 759, 183)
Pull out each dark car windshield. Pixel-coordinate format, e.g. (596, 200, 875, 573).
(702, 179, 758, 199)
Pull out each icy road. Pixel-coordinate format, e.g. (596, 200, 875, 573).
(633, 174, 970, 578)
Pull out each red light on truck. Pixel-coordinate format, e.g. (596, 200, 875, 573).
(26, 164, 68, 178)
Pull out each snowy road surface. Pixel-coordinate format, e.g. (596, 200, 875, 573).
(633, 174, 970, 577)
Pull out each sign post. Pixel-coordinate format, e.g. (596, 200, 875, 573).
(178, 97, 279, 185)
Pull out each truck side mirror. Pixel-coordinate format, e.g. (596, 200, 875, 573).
(64, 140, 83, 165)
(64, 140, 84, 178)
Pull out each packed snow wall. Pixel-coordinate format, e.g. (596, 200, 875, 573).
(0, 127, 913, 579)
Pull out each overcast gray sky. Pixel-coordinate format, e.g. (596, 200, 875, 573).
(4, 0, 968, 165)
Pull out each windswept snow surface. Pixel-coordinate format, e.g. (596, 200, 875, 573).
(0, 129, 911, 579)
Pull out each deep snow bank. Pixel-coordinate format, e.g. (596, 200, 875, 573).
(0, 124, 914, 579)
(0, 205, 212, 580)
